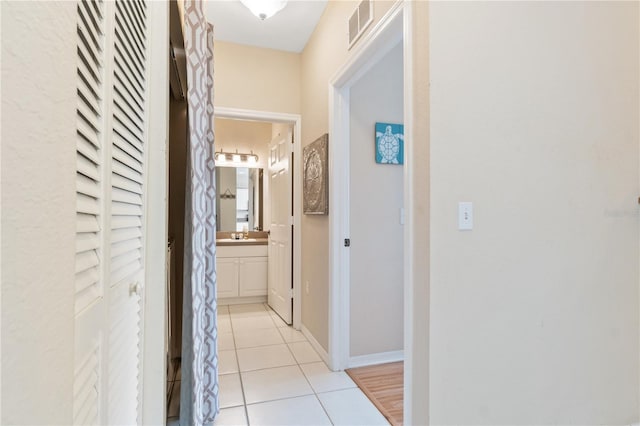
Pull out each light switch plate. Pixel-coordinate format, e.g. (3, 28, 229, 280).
(458, 202, 473, 230)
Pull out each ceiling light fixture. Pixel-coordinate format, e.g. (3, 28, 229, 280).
(240, 0, 288, 21)
(215, 149, 260, 167)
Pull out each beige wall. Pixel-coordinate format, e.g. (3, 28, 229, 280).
(215, 118, 271, 169)
(406, 2, 430, 424)
(1, 2, 77, 423)
(214, 41, 301, 114)
(300, 0, 397, 351)
(349, 43, 404, 357)
(428, 2, 639, 423)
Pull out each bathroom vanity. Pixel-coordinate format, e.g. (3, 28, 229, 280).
(216, 235, 268, 304)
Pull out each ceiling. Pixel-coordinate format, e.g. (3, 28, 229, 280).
(204, 0, 328, 53)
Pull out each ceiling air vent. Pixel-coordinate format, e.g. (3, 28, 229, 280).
(348, 0, 373, 49)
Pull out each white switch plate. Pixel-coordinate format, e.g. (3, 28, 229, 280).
(458, 202, 473, 230)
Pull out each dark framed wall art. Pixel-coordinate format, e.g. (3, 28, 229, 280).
(303, 134, 329, 215)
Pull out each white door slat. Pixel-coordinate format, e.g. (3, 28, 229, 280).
(76, 250, 100, 275)
(76, 267, 100, 294)
(77, 213, 100, 233)
(114, 28, 145, 81)
(113, 84, 144, 124)
(113, 111, 144, 147)
(112, 173, 142, 195)
(77, 119, 101, 152)
(77, 68, 101, 111)
(113, 95, 144, 134)
(114, 48, 144, 93)
(111, 227, 142, 243)
(111, 187, 143, 205)
(113, 58, 144, 105)
(112, 161, 143, 186)
(113, 71, 143, 111)
(111, 215, 142, 230)
(77, 232, 100, 253)
(77, 7, 102, 67)
(115, 4, 145, 67)
(77, 174, 101, 199)
(112, 147, 143, 175)
(78, 79, 101, 117)
(112, 122, 143, 157)
(76, 32, 102, 84)
(111, 239, 142, 258)
(111, 201, 143, 217)
(80, 0, 104, 37)
(118, 1, 146, 58)
(110, 258, 142, 286)
(77, 137, 100, 165)
(77, 193, 100, 216)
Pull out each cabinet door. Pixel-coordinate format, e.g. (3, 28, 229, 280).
(239, 257, 268, 297)
(217, 258, 239, 298)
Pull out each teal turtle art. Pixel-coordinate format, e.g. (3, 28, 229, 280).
(375, 122, 404, 165)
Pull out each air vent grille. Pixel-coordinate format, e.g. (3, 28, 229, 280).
(348, 0, 373, 49)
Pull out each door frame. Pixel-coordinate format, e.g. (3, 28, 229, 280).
(327, 0, 415, 419)
(215, 107, 302, 329)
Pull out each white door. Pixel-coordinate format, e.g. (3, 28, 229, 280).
(73, 1, 149, 424)
(268, 131, 293, 324)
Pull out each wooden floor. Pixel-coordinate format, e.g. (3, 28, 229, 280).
(346, 361, 404, 426)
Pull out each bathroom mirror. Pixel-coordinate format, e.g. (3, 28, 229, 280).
(216, 167, 263, 232)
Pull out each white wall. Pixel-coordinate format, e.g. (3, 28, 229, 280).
(429, 2, 640, 423)
(349, 43, 404, 357)
(1, 2, 77, 423)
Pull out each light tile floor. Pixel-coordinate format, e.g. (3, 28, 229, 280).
(167, 303, 389, 425)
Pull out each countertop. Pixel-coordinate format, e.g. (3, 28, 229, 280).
(216, 238, 268, 246)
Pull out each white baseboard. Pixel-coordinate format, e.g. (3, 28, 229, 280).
(218, 296, 267, 306)
(347, 350, 404, 369)
(300, 324, 329, 365)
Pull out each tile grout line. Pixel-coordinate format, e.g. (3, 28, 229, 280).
(220, 303, 370, 426)
(227, 303, 252, 425)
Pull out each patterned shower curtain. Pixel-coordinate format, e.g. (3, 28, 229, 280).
(180, 0, 218, 424)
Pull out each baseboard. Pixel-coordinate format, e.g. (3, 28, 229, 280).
(218, 296, 267, 306)
(300, 324, 329, 365)
(347, 350, 404, 369)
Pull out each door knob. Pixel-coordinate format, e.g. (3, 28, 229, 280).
(129, 281, 143, 297)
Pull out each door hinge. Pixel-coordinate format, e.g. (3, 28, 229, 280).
(344, 238, 350, 247)
(289, 288, 294, 298)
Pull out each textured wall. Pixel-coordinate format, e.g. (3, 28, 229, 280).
(1, 2, 77, 423)
(429, 2, 640, 423)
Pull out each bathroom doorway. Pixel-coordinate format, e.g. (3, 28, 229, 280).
(215, 107, 303, 329)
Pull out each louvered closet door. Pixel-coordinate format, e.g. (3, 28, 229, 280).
(74, 0, 107, 424)
(73, 1, 149, 425)
(108, 0, 148, 424)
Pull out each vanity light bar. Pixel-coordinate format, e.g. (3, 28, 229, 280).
(215, 150, 259, 165)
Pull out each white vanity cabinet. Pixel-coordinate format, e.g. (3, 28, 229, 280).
(216, 244, 268, 299)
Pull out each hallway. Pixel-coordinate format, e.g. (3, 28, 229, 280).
(168, 303, 389, 425)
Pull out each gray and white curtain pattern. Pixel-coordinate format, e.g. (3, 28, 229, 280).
(180, 0, 218, 424)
